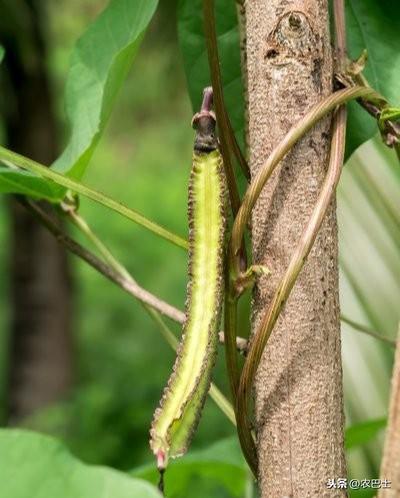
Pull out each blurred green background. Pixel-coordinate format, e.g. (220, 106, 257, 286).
(0, 0, 399, 496)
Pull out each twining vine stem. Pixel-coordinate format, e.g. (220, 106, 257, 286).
(230, 0, 399, 473)
(203, 0, 250, 189)
(229, 86, 380, 275)
(226, 84, 391, 473)
(224, 87, 375, 412)
(231, 0, 352, 472)
(236, 105, 348, 475)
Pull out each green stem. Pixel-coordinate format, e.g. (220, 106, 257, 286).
(0, 145, 188, 250)
(68, 211, 131, 280)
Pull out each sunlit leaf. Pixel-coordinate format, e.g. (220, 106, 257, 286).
(53, 0, 159, 179)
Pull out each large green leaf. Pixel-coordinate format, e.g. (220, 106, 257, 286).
(0, 0, 159, 198)
(0, 429, 161, 498)
(52, 0, 159, 179)
(345, 418, 386, 450)
(339, 137, 400, 476)
(345, 0, 400, 158)
(132, 437, 248, 498)
(177, 0, 245, 151)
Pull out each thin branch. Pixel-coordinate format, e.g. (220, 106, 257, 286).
(0, 145, 188, 250)
(21, 198, 238, 423)
(236, 104, 348, 475)
(229, 86, 380, 276)
(66, 209, 239, 425)
(341, 315, 396, 347)
(20, 199, 248, 352)
(69, 208, 239, 426)
(68, 212, 238, 426)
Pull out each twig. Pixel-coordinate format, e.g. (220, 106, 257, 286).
(341, 315, 396, 347)
(20, 199, 248, 353)
(21, 198, 238, 423)
(66, 209, 240, 425)
(0, 145, 188, 250)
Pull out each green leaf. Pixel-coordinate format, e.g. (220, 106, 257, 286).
(0, 429, 161, 498)
(177, 0, 245, 150)
(53, 0, 159, 179)
(344, 0, 400, 158)
(132, 437, 248, 498)
(0, 45, 4, 63)
(349, 489, 376, 498)
(0, 167, 62, 201)
(345, 418, 386, 450)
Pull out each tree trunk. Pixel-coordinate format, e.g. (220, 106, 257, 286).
(0, 0, 73, 422)
(378, 327, 400, 498)
(245, 1, 347, 496)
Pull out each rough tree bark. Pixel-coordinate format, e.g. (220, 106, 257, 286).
(245, 1, 347, 496)
(0, 0, 73, 422)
